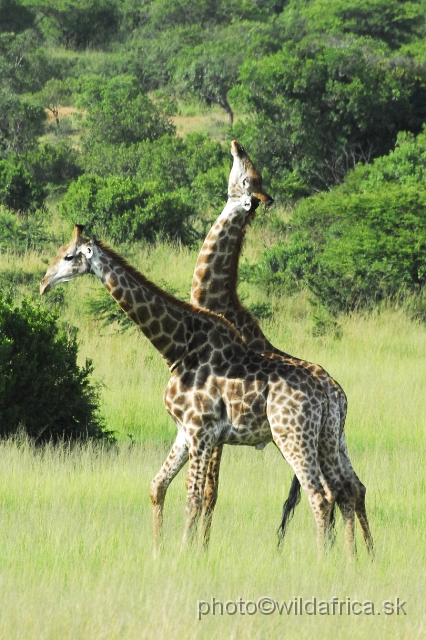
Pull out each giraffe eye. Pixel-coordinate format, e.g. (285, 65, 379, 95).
(64, 254, 74, 261)
(243, 178, 250, 188)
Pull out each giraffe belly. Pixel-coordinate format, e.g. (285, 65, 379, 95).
(220, 388, 272, 447)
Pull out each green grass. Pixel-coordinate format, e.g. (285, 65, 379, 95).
(0, 435, 423, 639)
(0, 215, 425, 638)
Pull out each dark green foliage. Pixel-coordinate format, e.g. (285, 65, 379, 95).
(26, 142, 83, 188)
(135, 133, 229, 211)
(232, 35, 426, 193)
(258, 130, 426, 312)
(59, 174, 197, 244)
(80, 75, 175, 148)
(174, 39, 242, 123)
(297, 0, 426, 50)
(0, 0, 35, 34)
(81, 133, 229, 224)
(0, 293, 110, 442)
(0, 91, 46, 157)
(124, 25, 205, 92)
(35, 0, 121, 49)
(0, 156, 46, 212)
(148, 0, 258, 29)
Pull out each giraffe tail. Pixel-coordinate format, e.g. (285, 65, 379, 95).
(277, 474, 301, 547)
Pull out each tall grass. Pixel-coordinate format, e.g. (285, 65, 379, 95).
(0, 433, 423, 639)
(0, 223, 425, 638)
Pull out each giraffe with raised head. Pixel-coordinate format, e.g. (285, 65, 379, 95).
(40, 224, 373, 559)
(190, 140, 373, 556)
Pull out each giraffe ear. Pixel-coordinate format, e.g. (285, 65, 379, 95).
(80, 243, 93, 259)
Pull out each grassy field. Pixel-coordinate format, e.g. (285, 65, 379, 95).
(0, 215, 425, 638)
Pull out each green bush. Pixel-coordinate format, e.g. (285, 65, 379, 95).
(60, 174, 197, 244)
(36, 0, 120, 49)
(81, 133, 229, 221)
(0, 156, 47, 212)
(0, 91, 46, 156)
(232, 35, 426, 193)
(257, 129, 426, 312)
(0, 293, 111, 442)
(80, 75, 175, 148)
(26, 142, 83, 188)
(0, 207, 52, 254)
(259, 185, 426, 313)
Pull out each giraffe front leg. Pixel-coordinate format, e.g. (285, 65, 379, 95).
(200, 445, 224, 550)
(181, 441, 214, 550)
(150, 434, 188, 559)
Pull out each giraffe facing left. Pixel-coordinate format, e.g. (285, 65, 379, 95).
(40, 223, 373, 560)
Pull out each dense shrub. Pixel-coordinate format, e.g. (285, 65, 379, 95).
(257, 132, 426, 312)
(37, 0, 120, 49)
(79, 75, 175, 148)
(26, 142, 83, 188)
(0, 157, 46, 212)
(81, 133, 229, 222)
(232, 35, 426, 193)
(0, 293, 110, 442)
(0, 207, 52, 253)
(0, 91, 46, 157)
(60, 174, 197, 244)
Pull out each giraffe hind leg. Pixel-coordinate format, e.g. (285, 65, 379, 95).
(271, 429, 335, 556)
(339, 435, 374, 556)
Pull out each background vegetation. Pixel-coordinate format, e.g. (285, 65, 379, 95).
(0, 0, 426, 637)
(2, 0, 426, 309)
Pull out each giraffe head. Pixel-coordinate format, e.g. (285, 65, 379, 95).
(229, 140, 274, 208)
(40, 224, 93, 294)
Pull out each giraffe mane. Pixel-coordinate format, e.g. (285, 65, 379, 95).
(96, 240, 244, 341)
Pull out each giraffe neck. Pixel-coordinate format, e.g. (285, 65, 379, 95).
(191, 198, 254, 311)
(90, 241, 199, 368)
(190, 198, 278, 354)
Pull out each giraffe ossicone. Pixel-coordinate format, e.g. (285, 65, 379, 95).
(40, 223, 373, 560)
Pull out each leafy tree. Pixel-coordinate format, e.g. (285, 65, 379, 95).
(0, 0, 35, 34)
(0, 292, 110, 442)
(26, 142, 83, 188)
(32, 0, 121, 49)
(257, 129, 426, 312)
(81, 133, 229, 217)
(34, 78, 72, 126)
(174, 39, 242, 123)
(173, 21, 282, 122)
(232, 35, 426, 193)
(0, 156, 46, 212)
(297, 0, 426, 49)
(0, 206, 51, 253)
(80, 75, 175, 148)
(60, 174, 197, 244)
(0, 90, 46, 157)
(148, 0, 258, 29)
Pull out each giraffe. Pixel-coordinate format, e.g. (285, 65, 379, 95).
(40, 224, 373, 560)
(190, 140, 373, 556)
